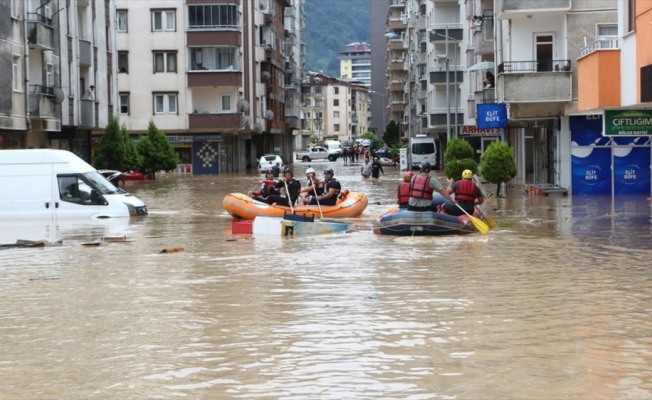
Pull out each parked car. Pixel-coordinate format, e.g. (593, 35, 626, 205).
(98, 169, 126, 188)
(375, 146, 390, 158)
(257, 154, 284, 173)
(295, 146, 339, 162)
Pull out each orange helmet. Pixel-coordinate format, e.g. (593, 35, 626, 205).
(403, 171, 414, 182)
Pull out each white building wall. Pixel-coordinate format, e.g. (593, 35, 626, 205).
(116, 0, 187, 132)
(509, 17, 566, 61)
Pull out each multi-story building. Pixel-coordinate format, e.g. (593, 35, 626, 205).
(386, 1, 408, 138)
(115, 0, 298, 174)
(370, 0, 392, 136)
(338, 42, 372, 87)
(299, 72, 369, 148)
(1, 0, 116, 160)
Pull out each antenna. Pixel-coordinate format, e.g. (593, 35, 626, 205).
(52, 87, 65, 105)
(237, 99, 250, 113)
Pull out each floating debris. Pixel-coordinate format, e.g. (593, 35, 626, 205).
(160, 247, 184, 253)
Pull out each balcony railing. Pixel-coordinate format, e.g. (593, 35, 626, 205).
(498, 60, 571, 73)
(27, 12, 53, 26)
(580, 39, 619, 58)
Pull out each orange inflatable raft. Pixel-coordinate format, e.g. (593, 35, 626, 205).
(223, 191, 368, 220)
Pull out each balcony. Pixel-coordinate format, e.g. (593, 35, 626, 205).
(429, 24, 463, 42)
(189, 113, 242, 130)
(27, 14, 54, 50)
(390, 102, 406, 113)
(390, 81, 405, 92)
(79, 39, 92, 67)
(496, 0, 570, 19)
(579, 38, 619, 58)
(467, 95, 476, 118)
(430, 66, 464, 85)
(29, 85, 59, 120)
(577, 46, 620, 111)
(80, 99, 94, 127)
(390, 39, 405, 51)
(187, 71, 242, 87)
(187, 31, 241, 47)
(430, 108, 464, 126)
(389, 19, 406, 31)
(473, 28, 493, 55)
(389, 59, 406, 71)
(497, 60, 572, 103)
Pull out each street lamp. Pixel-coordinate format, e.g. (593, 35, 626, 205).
(369, 90, 386, 138)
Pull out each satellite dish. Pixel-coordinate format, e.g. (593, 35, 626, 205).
(261, 71, 271, 80)
(253, 122, 263, 133)
(264, 110, 274, 120)
(52, 87, 65, 105)
(242, 115, 252, 127)
(314, 77, 322, 84)
(237, 99, 250, 113)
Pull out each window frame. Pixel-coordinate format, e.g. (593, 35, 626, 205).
(187, 4, 239, 30)
(118, 51, 129, 73)
(152, 50, 178, 73)
(116, 10, 128, 32)
(12, 55, 20, 92)
(221, 94, 231, 112)
(119, 92, 130, 115)
(333, 99, 340, 107)
(152, 9, 176, 32)
(188, 46, 238, 71)
(152, 92, 179, 115)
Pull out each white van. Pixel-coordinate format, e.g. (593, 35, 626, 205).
(323, 140, 342, 157)
(409, 134, 437, 170)
(0, 149, 148, 219)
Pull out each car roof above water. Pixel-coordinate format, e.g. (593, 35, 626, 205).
(0, 149, 93, 170)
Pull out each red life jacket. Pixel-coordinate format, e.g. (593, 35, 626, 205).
(455, 179, 477, 203)
(397, 182, 410, 205)
(409, 174, 433, 200)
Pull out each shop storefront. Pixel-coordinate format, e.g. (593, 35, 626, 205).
(0, 132, 26, 149)
(458, 126, 502, 163)
(193, 134, 223, 175)
(167, 135, 193, 174)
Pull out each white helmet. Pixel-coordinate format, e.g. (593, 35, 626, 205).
(306, 167, 315, 174)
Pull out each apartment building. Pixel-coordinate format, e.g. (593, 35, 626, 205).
(370, 0, 391, 136)
(299, 72, 369, 148)
(569, 0, 652, 196)
(115, 0, 299, 174)
(338, 42, 372, 87)
(1, 0, 116, 161)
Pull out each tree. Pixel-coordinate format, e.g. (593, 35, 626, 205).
(136, 121, 178, 180)
(359, 131, 384, 153)
(444, 138, 478, 180)
(309, 135, 319, 144)
(93, 118, 141, 172)
(382, 120, 400, 147)
(480, 141, 517, 197)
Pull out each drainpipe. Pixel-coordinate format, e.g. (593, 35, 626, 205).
(23, 0, 32, 134)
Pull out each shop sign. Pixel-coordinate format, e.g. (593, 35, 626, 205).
(459, 126, 502, 137)
(476, 103, 508, 129)
(167, 135, 193, 144)
(194, 134, 223, 143)
(604, 110, 652, 136)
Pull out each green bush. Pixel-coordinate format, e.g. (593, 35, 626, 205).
(444, 138, 477, 180)
(93, 118, 141, 172)
(480, 141, 517, 197)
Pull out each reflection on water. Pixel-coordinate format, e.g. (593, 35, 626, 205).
(1, 164, 652, 399)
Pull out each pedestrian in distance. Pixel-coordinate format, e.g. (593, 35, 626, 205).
(371, 157, 384, 179)
(272, 162, 281, 178)
(360, 157, 372, 178)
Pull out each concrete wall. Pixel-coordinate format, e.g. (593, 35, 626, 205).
(577, 50, 620, 111)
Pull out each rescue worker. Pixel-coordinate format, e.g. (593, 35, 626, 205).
(397, 171, 414, 208)
(371, 157, 384, 179)
(267, 167, 301, 207)
(442, 169, 484, 216)
(310, 169, 340, 206)
(298, 167, 324, 205)
(408, 162, 456, 212)
(250, 169, 281, 203)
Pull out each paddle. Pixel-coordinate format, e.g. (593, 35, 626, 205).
(475, 206, 499, 229)
(456, 204, 489, 234)
(283, 179, 295, 214)
(309, 178, 323, 219)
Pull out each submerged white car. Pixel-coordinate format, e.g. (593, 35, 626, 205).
(257, 154, 284, 173)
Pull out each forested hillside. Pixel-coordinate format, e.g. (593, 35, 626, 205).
(305, 0, 370, 76)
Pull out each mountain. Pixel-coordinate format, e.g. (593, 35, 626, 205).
(304, 0, 370, 77)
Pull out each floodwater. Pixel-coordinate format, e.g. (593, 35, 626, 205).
(1, 161, 652, 399)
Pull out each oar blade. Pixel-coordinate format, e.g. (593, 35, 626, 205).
(469, 215, 490, 234)
(484, 215, 499, 229)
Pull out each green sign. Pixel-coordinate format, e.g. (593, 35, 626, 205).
(604, 110, 652, 136)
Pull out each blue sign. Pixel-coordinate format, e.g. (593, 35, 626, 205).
(613, 146, 651, 194)
(476, 103, 508, 129)
(571, 147, 612, 195)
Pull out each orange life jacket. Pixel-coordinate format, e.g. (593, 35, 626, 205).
(397, 182, 410, 205)
(455, 179, 477, 203)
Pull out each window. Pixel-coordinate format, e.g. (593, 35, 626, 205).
(333, 99, 339, 106)
(221, 94, 231, 111)
(152, 10, 175, 31)
(598, 24, 618, 38)
(119, 93, 129, 114)
(315, 111, 323, 119)
(58, 175, 98, 205)
(118, 52, 128, 73)
(152, 51, 177, 73)
(188, 4, 238, 30)
(11, 0, 19, 18)
(302, 112, 311, 119)
(154, 93, 178, 114)
(334, 124, 340, 132)
(189, 47, 238, 71)
(167, 53, 177, 72)
(116, 10, 128, 32)
(154, 53, 164, 72)
(334, 111, 339, 119)
(46, 64, 53, 87)
(12, 56, 20, 91)
(334, 87, 339, 94)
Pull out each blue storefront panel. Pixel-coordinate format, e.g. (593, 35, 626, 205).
(192, 141, 220, 175)
(613, 145, 651, 195)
